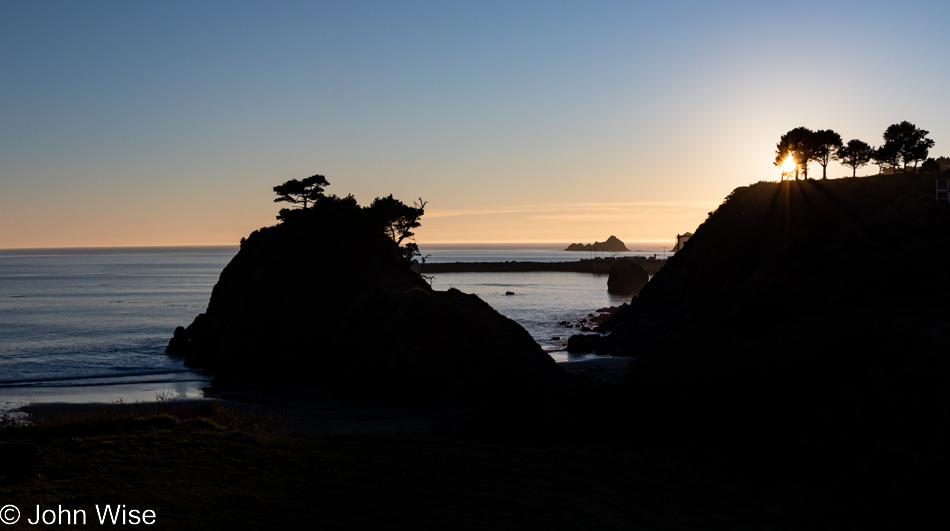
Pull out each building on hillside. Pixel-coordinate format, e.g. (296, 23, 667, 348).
(937, 178, 949, 202)
(671, 232, 693, 252)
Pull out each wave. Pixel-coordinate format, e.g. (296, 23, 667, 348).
(0, 369, 208, 388)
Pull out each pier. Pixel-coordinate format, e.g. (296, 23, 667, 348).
(412, 256, 667, 276)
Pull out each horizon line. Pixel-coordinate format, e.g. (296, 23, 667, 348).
(0, 239, 679, 252)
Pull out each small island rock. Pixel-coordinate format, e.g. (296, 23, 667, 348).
(565, 235, 629, 252)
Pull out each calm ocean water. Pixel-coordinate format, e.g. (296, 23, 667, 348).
(418, 242, 668, 361)
(0, 247, 237, 411)
(0, 242, 668, 409)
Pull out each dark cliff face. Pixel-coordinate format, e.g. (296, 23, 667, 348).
(606, 172, 950, 355)
(603, 173, 950, 499)
(167, 197, 574, 406)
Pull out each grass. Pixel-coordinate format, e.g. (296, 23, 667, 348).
(0, 401, 799, 530)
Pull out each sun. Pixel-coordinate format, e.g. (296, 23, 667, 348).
(781, 155, 797, 173)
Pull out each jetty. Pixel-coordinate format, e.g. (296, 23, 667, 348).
(412, 256, 667, 276)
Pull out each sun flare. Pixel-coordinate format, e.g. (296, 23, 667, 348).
(781, 155, 796, 173)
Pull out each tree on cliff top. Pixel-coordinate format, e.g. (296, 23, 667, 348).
(366, 195, 427, 263)
(872, 143, 900, 174)
(811, 129, 843, 179)
(270, 174, 427, 263)
(837, 139, 873, 178)
(273, 174, 329, 209)
(920, 158, 941, 173)
(774, 127, 815, 180)
(882, 121, 934, 173)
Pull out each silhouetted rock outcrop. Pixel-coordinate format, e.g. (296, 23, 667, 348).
(606, 259, 648, 294)
(565, 235, 629, 252)
(167, 193, 574, 406)
(566, 334, 597, 354)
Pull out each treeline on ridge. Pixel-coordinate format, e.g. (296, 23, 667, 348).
(774, 121, 944, 179)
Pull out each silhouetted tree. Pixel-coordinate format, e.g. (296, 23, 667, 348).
(811, 129, 843, 179)
(775, 127, 816, 180)
(872, 143, 900, 174)
(920, 158, 940, 173)
(366, 195, 428, 262)
(936, 156, 950, 171)
(273, 174, 329, 209)
(882, 121, 934, 173)
(905, 136, 935, 173)
(836, 139, 873, 178)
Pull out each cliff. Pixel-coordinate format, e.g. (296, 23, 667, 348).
(167, 194, 575, 406)
(599, 172, 950, 523)
(604, 173, 950, 356)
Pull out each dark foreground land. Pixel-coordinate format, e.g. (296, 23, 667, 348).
(1, 401, 797, 530)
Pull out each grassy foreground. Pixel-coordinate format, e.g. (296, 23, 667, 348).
(1, 402, 796, 530)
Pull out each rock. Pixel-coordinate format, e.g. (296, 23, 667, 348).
(165, 194, 576, 407)
(164, 326, 189, 355)
(566, 334, 602, 354)
(606, 259, 649, 295)
(564, 235, 629, 252)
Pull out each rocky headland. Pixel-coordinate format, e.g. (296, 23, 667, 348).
(580, 172, 950, 525)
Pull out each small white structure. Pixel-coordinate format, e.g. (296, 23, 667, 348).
(672, 232, 693, 252)
(937, 178, 949, 202)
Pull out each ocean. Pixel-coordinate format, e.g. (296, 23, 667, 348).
(0, 243, 669, 410)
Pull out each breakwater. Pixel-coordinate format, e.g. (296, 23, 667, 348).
(413, 257, 667, 275)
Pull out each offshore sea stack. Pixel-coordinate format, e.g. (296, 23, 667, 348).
(166, 193, 574, 406)
(564, 235, 628, 252)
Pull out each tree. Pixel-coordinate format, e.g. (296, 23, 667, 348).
(366, 195, 428, 262)
(872, 143, 900, 174)
(273, 174, 329, 210)
(775, 127, 816, 180)
(836, 139, 873, 178)
(904, 135, 935, 173)
(811, 129, 843, 179)
(920, 158, 940, 173)
(882, 121, 934, 173)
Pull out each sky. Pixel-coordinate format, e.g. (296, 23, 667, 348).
(2, 0, 949, 248)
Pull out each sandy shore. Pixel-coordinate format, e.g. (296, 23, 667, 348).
(559, 356, 631, 384)
(14, 358, 629, 437)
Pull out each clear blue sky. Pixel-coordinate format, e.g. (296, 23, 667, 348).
(2, 0, 948, 247)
